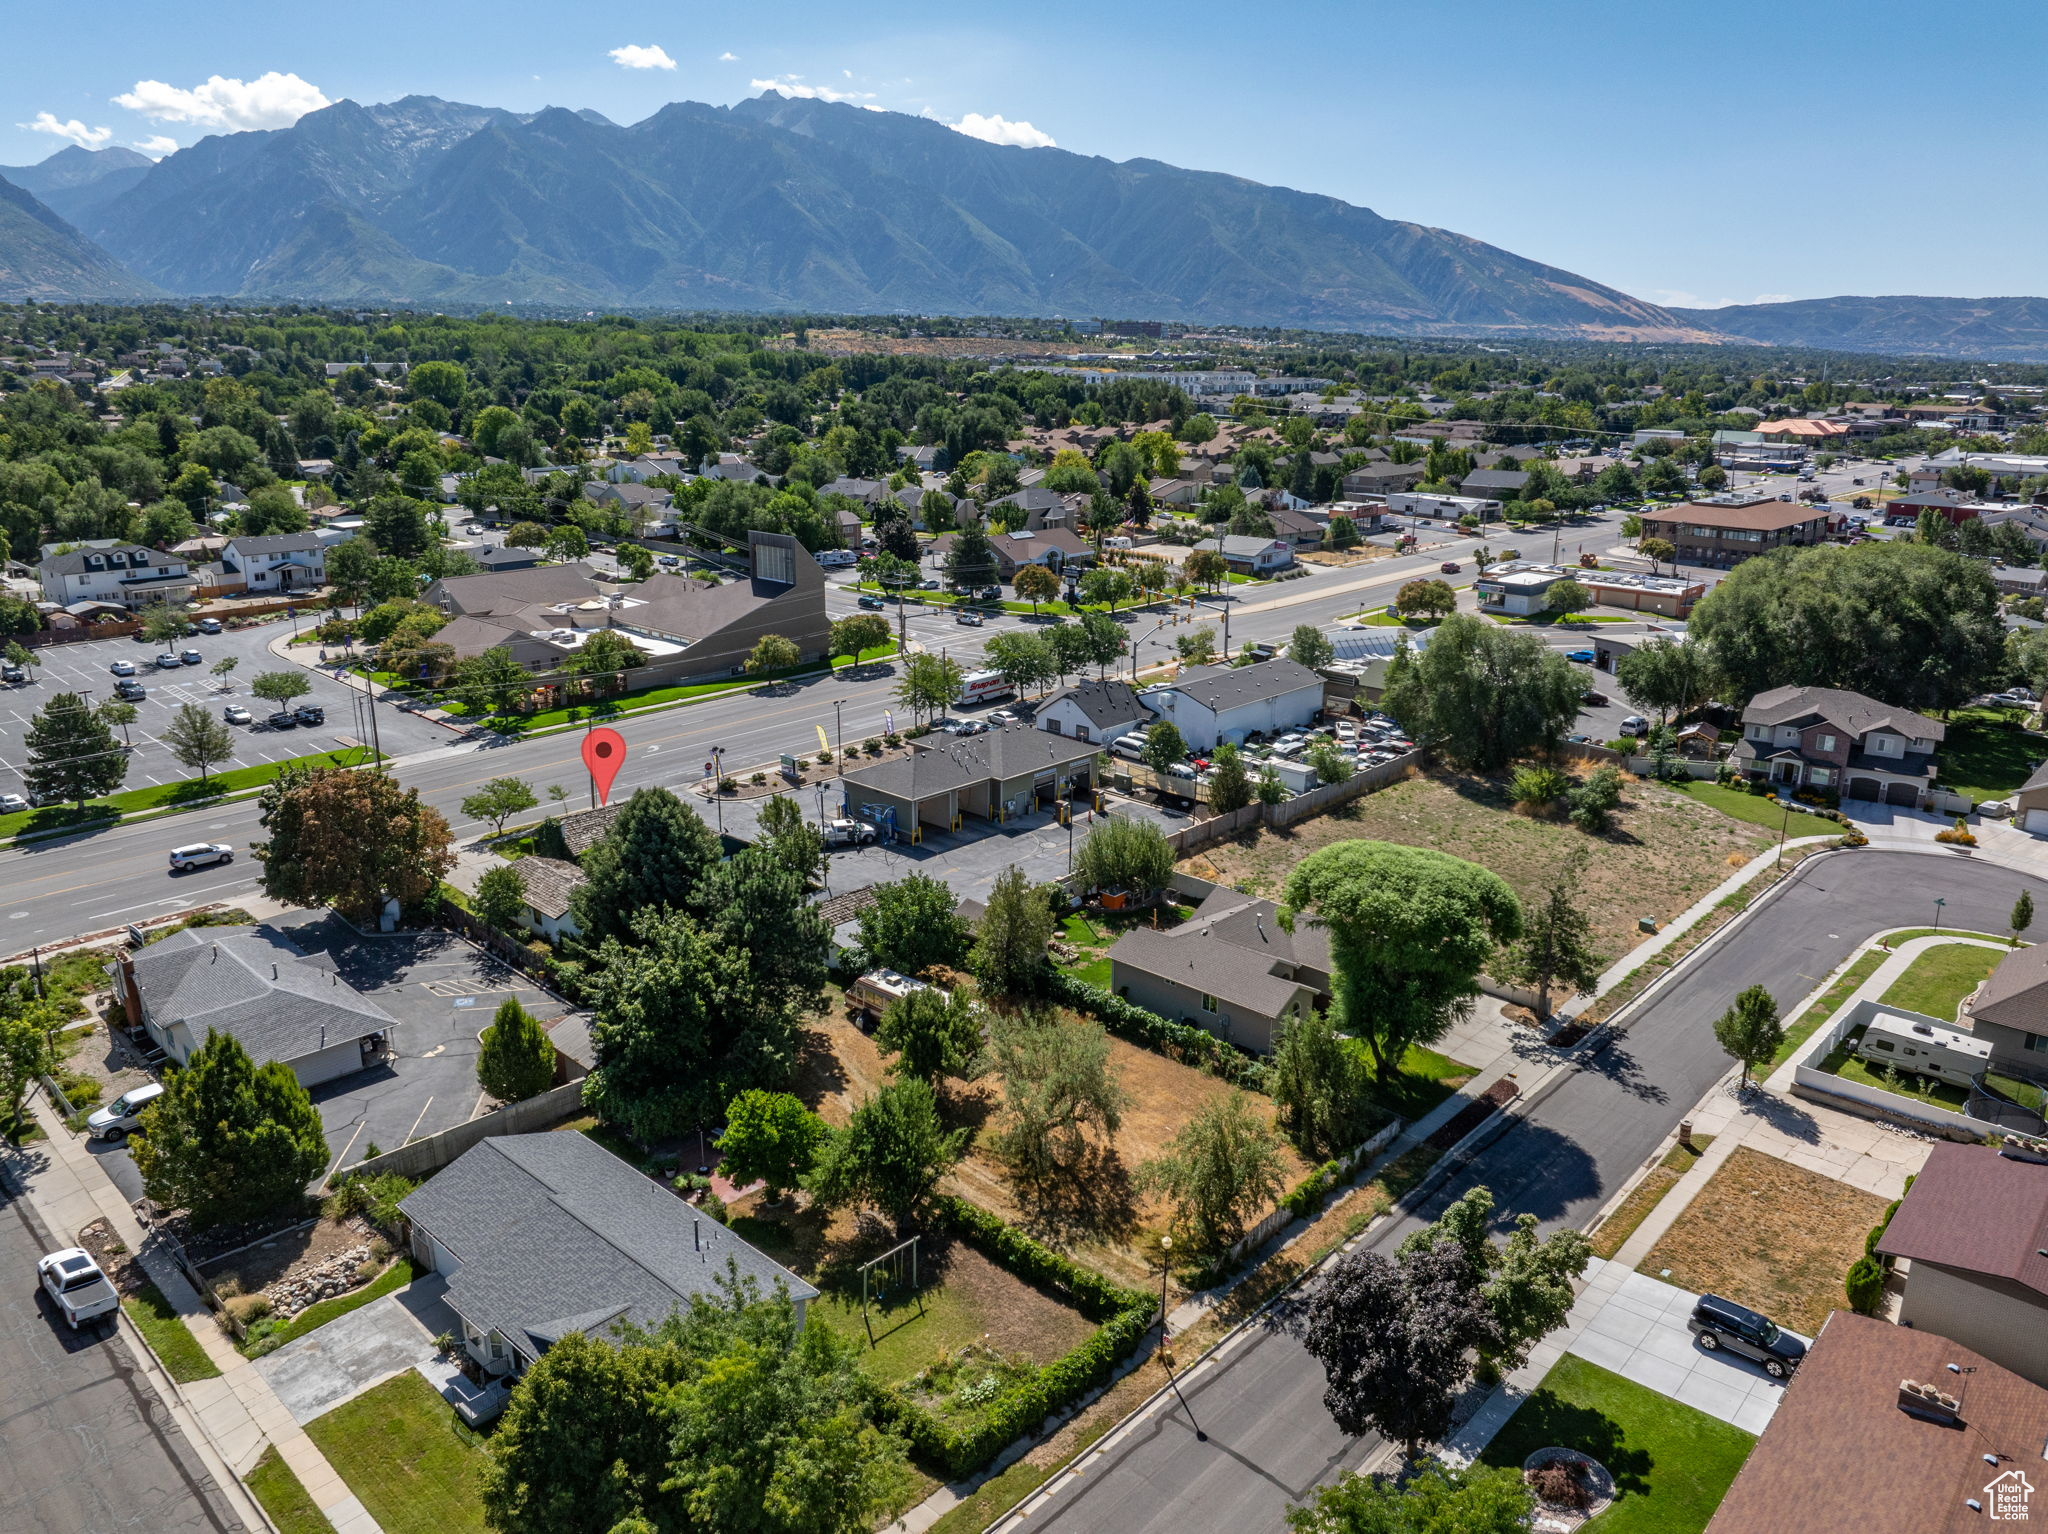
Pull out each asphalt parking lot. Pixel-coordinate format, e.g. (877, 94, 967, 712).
(0, 618, 450, 799)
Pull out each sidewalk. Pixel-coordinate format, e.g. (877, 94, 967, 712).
(15, 1091, 382, 1534)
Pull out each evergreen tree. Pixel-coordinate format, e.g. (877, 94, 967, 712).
(24, 691, 128, 807)
(477, 998, 556, 1103)
(1502, 858, 1605, 1019)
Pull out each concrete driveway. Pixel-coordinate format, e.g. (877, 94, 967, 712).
(1560, 1259, 1801, 1435)
(254, 1274, 460, 1425)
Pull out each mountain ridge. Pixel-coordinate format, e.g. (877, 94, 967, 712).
(0, 170, 160, 303)
(1670, 295, 2048, 360)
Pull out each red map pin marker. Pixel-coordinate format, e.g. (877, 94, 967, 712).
(581, 727, 627, 805)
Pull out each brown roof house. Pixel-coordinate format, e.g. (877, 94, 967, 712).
(1875, 1143, 2048, 1388)
(1107, 888, 1332, 1053)
(1728, 685, 1945, 806)
(1957, 950, 2048, 1094)
(1706, 1311, 2048, 1534)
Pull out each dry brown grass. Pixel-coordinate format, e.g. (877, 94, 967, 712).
(1640, 1147, 1887, 1335)
(796, 999, 1307, 1292)
(1182, 769, 1770, 963)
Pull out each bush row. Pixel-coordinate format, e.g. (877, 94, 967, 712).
(1047, 971, 1268, 1091)
(1280, 1157, 1347, 1221)
(937, 1195, 1151, 1321)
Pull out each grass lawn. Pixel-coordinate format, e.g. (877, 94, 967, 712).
(1183, 770, 1768, 965)
(1479, 1355, 1754, 1534)
(1665, 779, 1812, 834)
(1934, 707, 2048, 803)
(1878, 940, 2002, 1021)
(1817, 1033, 1972, 1113)
(1591, 1137, 1714, 1261)
(1366, 1044, 1477, 1121)
(245, 1446, 337, 1534)
(124, 1281, 222, 1382)
(1641, 1147, 1887, 1335)
(1771, 949, 1886, 1069)
(0, 745, 371, 840)
(242, 1257, 425, 1358)
(303, 1369, 489, 1534)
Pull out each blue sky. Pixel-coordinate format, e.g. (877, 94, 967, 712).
(5, 0, 2043, 310)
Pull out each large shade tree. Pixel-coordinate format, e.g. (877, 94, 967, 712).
(1380, 615, 1586, 771)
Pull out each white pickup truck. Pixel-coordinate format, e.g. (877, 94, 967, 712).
(824, 817, 878, 847)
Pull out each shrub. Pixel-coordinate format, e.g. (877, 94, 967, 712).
(324, 1170, 418, 1232)
(749, 771, 767, 786)
(1745, 777, 1774, 796)
(1280, 1159, 1346, 1220)
(1528, 1459, 1593, 1510)
(225, 1293, 272, 1325)
(1845, 1254, 1886, 1314)
(1509, 764, 1569, 809)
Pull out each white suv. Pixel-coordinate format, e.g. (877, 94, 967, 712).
(168, 842, 234, 872)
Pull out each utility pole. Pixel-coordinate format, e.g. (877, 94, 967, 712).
(834, 697, 845, 777)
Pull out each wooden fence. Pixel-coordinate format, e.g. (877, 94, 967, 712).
(1221, 1117, 1403, 1265)
(1151, 752, 1420, 856)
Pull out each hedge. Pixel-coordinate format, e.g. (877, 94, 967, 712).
(876, 1196, 1155, 1478)
(1047, 970, 1267, 1091)
(1281, 1158, 1345, 1221)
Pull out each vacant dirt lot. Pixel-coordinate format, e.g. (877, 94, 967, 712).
(797, 1000, 1307, 1292)
(1642, 1147, 1888, 1336)
(1182, 768, 1771, 965)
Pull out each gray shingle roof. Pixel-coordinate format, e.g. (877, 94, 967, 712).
(400, 1133, 817, 1364)
(1151, 658, 1323, 715)
(1044, 678, 1147, 729)
(514, 856, 585, 920)
(1108, 890, 1325, 1019)
(1742, 685, 1947, 744)
(227, 532, 325, 555)
(132, 925, 396, 1065)
(843, 723, 1099, 801)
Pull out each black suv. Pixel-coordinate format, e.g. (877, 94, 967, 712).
(294, 704, 326, 726)
(1687, 1294, 1806, 1378)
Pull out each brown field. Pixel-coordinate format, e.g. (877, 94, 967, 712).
(1182, 768, 1770, 964)
(1641, 1147, 1887, 1336)
(797, 1000, 1307, 1292)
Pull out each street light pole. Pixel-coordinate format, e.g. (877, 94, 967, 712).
(1156, 1235, 1206, 1442)
(834, 697, 845, 777)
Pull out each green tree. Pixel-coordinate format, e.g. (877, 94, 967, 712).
(1306, 740, 1355, 786)
(988, 1011, 1126, 1178)
(827, 613, 891, 664)
(1282, 841, 1522, 1081)
(1380, 615, 1587, 771)
(1689, 540, 2003, 710)
(971, 865, 1055, 1002)
(324, 536, 377, 613)
(944, 521, 998, 590)
(1638, 535, 1677, 572)
(1566, 764, 1624, 834)
(1714, 984, 1783, 1089)
(481, 1278, 904, 1534)
(472, 863, 529, 932)
(1207, 740, 1254, 813)
(570, 787, 724, 950)
(1014, 563, 1061, 612)
(504, 520, 551, 549)
(256, 764, 456, 921)
(1071, 816, 1175, 903)
(857, 875, 971, 977)
(755, 793, 823, 886)
(1287, 1462, 1534, 1534)
(2014, 889, 2035, 946)
(984, 631, 1057, 696)
(477, 997, 556, 1103)
(1392, 579, 1457, 620)
(566, 630, 647, 690)
(876, 985, 983, 1085)
(1141, 1090, 1287, 1252)
(462, 776, 539, 837)
(1613, 637, 1715, 726)
(1287, 624, 1335, 670)
(97, 698, 138, 746)
(1184, 547, 1230, 592)
(809, 1077, 970, 1232)
(718, 1089, 828, 1202)
(0, 994, 60, 1141)
(129, 1031, 328, 1228)
(1501, 859, 1604, 1019)
(447, 646, 532, 717)
(1176, 625, 1218, 667)
(209, 655, 240, 690)
(1077, 611, 1128, 674)
(746, 633, 802, 676)
(364, 493, 434, 560)
(1543, 578, 1592, 619)
(140, 602, 194, 646)
(1269, 1011, 1377, 1161)
(250, 669, 312, 709)
(1400, 1185, 1592, 1378)
(162, 703, 235, 784)
(1140, 719, 1189, 771)
(23, 691, 127, 808)
(894, 652, 963, 724)
(1080, 566, 1134, 612)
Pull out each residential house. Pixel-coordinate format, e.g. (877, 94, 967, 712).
(985, 486, 1079, 533)
(817, 477, 892, 510)
(1107, 888, 1331, 1053)
(1146, 477, 1201, 507)
(1704, 1311, 2048, 1534)
(37, 544, 199, 609)
(507, 857, 587, 944)
(1139, 658, 1325, 751)
(1957, 946, 2048, 1087)
(400, 1133, 817, 1380)
(1995, 565, 2048, 598)
(1875, 1143, 2048, 1386)
(115, 925, 396, 1089)
(1265, 503, 1327, 547)
(1037, 678, 1150, 745)
(985, 528, 1093, 579)
(2013, 761, 2048, 833)
(1730, 685, 1945, 804)
(468, 544, 542, 574)
(582, 479, 674, 526)
(1341, 461, 1427, 497)
(1637, 496, 1830, 568)
(1191, 534, 1295, 575)
(219, 531, 327, 593)
(838, 724, 1101, 837)
(895, 444, 940, 472)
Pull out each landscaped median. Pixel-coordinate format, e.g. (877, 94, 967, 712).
(0, 744, 371, 844)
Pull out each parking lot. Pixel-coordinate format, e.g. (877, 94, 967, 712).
(0, 618, 451, 799)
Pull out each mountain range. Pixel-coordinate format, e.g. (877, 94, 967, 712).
(0, 95, 2042, 359)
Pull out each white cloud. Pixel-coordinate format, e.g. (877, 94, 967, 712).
(609, 43, 677, 71)
(133, 135, 180, 158)
(751, 75, 874, 104)
(113, 72, 330, 132)
(719, 51, 738, 62)
(21, 112, 112, 148)
(950, 111, 1055, 149)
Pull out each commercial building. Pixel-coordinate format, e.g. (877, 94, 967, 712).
(1138, 658, 1324, 751)
(1036, 678, 1150, 745)
(1474, 561, 1705, 619)
(1637, 495, 1830, 569)
(838, 724, 1101, 839)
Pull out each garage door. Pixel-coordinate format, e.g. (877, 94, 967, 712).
(1885, 782, 1920, 807)
(1845, 778, 1882, 801)
(2025, 808, 2048, 835)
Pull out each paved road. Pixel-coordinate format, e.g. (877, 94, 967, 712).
(0, 1154, 246, 1533)
(1019, 851, 2043, 1534)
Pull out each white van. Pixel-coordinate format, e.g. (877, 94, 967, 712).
(1854, 1011, 1991, 1088)
(87, 1081, 165, 1141)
